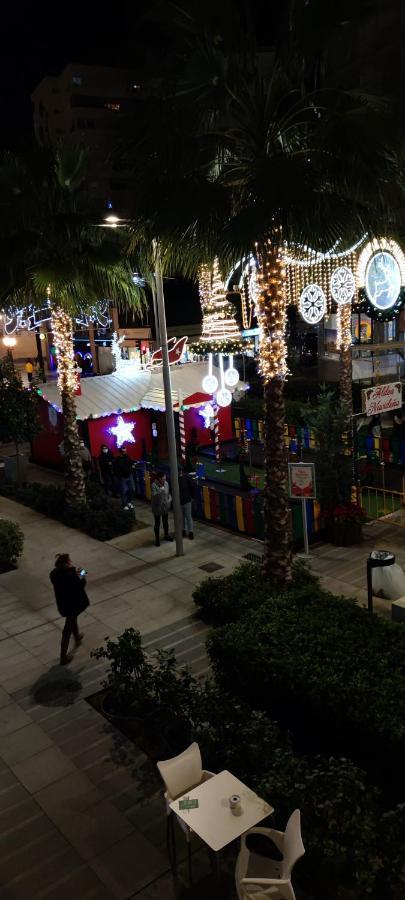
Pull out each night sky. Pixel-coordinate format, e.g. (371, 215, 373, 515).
(1, 1, 142, 148)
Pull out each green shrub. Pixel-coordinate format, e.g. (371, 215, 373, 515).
(0, 519, 24, 569)
(193, 558, 320, 624)
(0, 481, 133, 541)
(207, 589, 405, 795)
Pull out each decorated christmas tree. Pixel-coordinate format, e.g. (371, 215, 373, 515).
(197, 258, 242, 353)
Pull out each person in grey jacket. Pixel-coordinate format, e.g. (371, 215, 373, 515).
(151, 472, 173, 546)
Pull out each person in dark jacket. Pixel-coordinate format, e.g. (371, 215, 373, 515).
(178, 468, 195, 539)
(98, 444, 115, 494)
(50, 554, 89, 665)
(113, 448, 136, 511)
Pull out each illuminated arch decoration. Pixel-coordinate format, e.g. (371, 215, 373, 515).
(299, 284, 326, 324)
(330, 266, 356, 306)
(357, 238, 405, 321)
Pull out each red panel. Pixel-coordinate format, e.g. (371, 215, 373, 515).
(209, 488, 220, 522)
(87, 410, 153, 460)
(184, 404, 232, 448)
(31, 398, 65, 468)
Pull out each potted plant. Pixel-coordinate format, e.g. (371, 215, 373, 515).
(303, 389, 362, 545)
(323, 502, 366, 546)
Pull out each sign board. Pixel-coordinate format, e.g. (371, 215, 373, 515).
(362, 381, 402, 417)
(288, 463, 316, 499)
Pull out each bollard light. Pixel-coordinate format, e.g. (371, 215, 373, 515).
(367, 550, 395, 613)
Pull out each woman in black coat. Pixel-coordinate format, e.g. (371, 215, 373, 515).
(50, 554, 89, 665)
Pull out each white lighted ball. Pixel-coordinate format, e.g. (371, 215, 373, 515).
(216, 387, 232, 408)
(224, 367, 240, 388)
(202, 373, 219, 394)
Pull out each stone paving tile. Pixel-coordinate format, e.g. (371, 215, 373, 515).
(36, 866, 115, 900)
(0, 686, 11, 708)
(11, 745, 76, 793)
(148, 575, 193, 596)
(88, 831, 168, 899)
(0, 722, 54, 765)
(34, 770, 103, 823)
(56, 799, 135, 861)
(0, 703, 32, 736)
(0, 807, 55, 858)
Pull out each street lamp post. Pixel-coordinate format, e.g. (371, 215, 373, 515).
(153, 242, 184, 557)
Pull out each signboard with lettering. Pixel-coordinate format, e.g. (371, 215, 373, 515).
(288, 463, 316, 500)
(362, 382, 402, 417)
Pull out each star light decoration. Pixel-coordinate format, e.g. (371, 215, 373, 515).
(109, 416, 136, 448)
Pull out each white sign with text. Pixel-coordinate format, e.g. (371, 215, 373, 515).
(362, 381, 402, 417)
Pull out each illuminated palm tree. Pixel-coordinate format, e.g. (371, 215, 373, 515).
(0, 147, 143, 507)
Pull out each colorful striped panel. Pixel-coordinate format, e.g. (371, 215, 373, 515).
(235, 495, 245, 531)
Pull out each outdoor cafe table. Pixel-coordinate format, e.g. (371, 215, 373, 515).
(170, 769, 274, 853)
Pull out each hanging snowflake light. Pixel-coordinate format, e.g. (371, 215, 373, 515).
(299, 284, 326, 324)
(330, 266, 356, 305)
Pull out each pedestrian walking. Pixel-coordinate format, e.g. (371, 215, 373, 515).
(98, 444, 115, 494)
(114, 448, 136, 511)
(178, 468, 195, 539)
(80, 440, 92, 480)
(25, 358, 34, 384)
(151, 471, 173, 546)
(49, 554, 89, 665)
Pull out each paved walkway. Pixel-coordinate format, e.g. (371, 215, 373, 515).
(0, 486, 403, 898)
(0, 495, 255, 899)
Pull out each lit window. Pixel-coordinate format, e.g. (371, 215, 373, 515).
(72, 76, 82, 86)
(104, 102, 120, 111)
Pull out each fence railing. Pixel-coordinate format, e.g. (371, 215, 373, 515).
(234, 416, 317, 452)
(360, 484, 405, 522)
(132, 462, 321, 546)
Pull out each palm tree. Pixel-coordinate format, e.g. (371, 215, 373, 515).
(128, 64, 400, 580)
(0, 147, 143, 508)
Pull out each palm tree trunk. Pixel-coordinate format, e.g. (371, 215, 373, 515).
(339, 304, 353, 418)
(51, 308, 86, 507)
(263, 377, 292, 580)
(257, 244, 292, 582)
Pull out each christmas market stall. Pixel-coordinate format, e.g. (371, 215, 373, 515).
(30, 359, 246, 469)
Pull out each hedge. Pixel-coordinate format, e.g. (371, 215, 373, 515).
(0, 481, 134, 541)
(0, 519, 24, 569)
(193, 559, 320, 624)
(206, 585, 405, 800)
(92, 628, 405, 898)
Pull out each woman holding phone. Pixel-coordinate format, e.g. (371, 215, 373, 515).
(50, 554, 89, 665)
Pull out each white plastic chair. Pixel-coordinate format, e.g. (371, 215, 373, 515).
(157, 742, 215, 879)
(235, 809, 305, 900)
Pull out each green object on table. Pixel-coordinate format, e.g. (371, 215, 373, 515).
(179, 797, 199, 810)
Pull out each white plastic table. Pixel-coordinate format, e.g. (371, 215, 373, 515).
(170, 769, 274, 853)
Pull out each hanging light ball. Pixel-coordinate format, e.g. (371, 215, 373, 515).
(202, 373, 219, 394)
(216, 388, 232, 408)
(224, 367, 240, 388)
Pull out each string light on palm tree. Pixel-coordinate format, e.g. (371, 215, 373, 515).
(256, 243, 288, 381)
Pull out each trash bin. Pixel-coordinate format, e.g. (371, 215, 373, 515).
(371, 551, 405, 600)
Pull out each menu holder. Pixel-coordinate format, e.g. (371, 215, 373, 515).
(179, 797, 199, 811)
